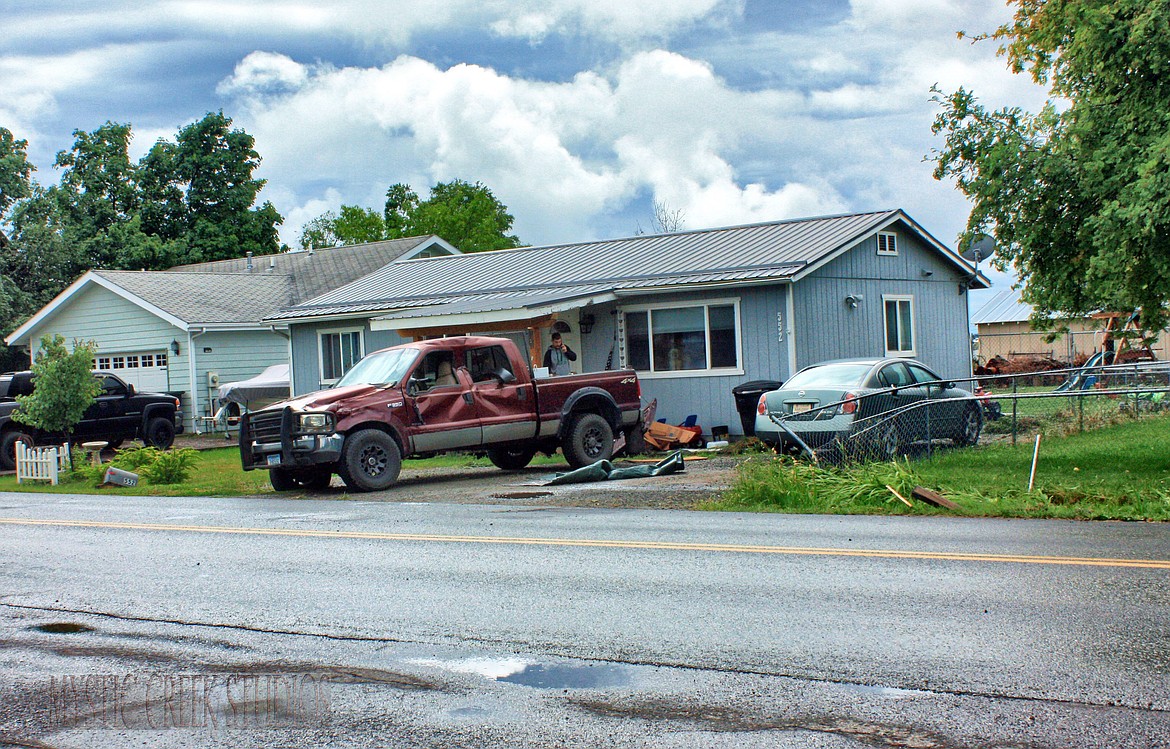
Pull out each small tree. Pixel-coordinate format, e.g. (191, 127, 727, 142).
(12, 334, 103, 445)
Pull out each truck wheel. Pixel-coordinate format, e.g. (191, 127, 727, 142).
(144, 418, 175, 449)
(270, 467, 333, 492)
(337, 429, 401, 492)
(487, 446, 537, 470)
(953, 406, 983, 447)
(1, 430, 34, 471)
(563, 413, 613, 468)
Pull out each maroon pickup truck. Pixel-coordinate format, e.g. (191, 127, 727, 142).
(240, 336, 643, 492)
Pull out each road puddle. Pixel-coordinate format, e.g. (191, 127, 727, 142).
(32, 622, 94, 634)
(412, 655, 633, 690)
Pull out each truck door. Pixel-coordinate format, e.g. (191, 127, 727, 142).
(76, 375, 133, 440)
(406, 350, 482, 452)
(467, 344, 538, 444)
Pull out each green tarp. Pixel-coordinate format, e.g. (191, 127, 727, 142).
(545, 450, 685, 485)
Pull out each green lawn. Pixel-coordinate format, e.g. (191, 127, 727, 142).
(0, 447, 569, 497)
(705, 413, 1170, 521)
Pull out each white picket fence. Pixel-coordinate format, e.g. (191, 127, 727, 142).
(15, 440, 71, 485)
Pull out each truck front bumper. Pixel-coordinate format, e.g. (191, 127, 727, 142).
(240, 407, 342, 470)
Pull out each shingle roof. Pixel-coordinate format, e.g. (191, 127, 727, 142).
(168, 235, 443, 303)
(96, 270, 294, 324)
(972, 289, 1032, 325)
(275, 210, 945, 322)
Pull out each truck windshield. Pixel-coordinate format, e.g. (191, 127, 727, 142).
(335, 348, 420, 388)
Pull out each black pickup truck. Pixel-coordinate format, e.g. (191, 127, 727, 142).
(0, 371, 184, 469)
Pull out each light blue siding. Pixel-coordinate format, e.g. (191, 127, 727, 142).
(794, 224, 972, 381)
(581, 285, 793, 435)
(21, 285, 290, 432)
(289, 319, 408, 396)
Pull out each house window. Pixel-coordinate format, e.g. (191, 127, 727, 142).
(112, 356, 125, 369)
(126, 355, 139, 368)
(622, 300, 742, 377)
(141, 354, 154, 368)
(156, 353, 167, 368)
(97, 357, 111, 370)
(320, 329, 364, 383)
(877, 231, 898, 256)
(883, 295, 915, 356)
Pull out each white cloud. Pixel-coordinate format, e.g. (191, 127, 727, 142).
(226, 49, 850, 245)
(217, 51, 310, 96)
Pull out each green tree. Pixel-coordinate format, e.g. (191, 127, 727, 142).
(400, 180, 520, 252)
(139, 111, 282, 263)
(931, 0, 1170, 332)
(382, 183, 419, 237)
(12, 334, 103, 442)
(299, 210, 339, 250)
(0, 127, 34, 223)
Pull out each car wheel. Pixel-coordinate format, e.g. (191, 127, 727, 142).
(954, 406, 983, 447)
(563, 413, 613, 468)
(337, 429, 401, 492)
(144, 418, 175, 449)
(870, 421, 899, 462)
(487, 446, 537, 470)
(270, 467, 333, 492)
(0, 430, 35, 471)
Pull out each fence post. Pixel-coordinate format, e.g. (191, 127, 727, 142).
(1011, 377, 1018, 446)
(925, 389, 933, 458)
(1079, 389, 1084, 432)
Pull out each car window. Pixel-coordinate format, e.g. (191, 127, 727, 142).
(783, 363, 871, 390)
(467, 346, 511, 383)
(411, 351, 459, 392)
(907, 363, 941, 386)
(100, 376, 126, 396)
(878, 363, 912, 388)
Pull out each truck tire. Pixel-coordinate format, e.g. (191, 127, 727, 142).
(144, 418, 175, 449)
(563, 413, 613, 468)
(1, 430, 34, 471)
(270, 467, 333, 492)
(487, 446, 537, 470)
(337, 429, 401, 492)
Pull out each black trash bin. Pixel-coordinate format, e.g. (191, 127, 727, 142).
(732, 380, 783, 437)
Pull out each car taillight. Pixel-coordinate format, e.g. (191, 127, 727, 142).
(757, 394, 768, 415)
(839, 393, 858, 414)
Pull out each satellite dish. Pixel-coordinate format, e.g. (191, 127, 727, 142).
(960, 234, 996, 264)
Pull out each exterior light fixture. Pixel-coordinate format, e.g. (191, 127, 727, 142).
(170, 340, 180, 356)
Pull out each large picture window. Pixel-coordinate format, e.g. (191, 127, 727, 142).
(623, 300, 742, 376)
(320, 329, 364, 383)
(883, 295, 915, 356)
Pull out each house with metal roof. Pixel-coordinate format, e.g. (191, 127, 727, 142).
(5, 236, 459, 432)
(267, 209, 987, 435)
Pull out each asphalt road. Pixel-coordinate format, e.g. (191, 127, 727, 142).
(1, 491, 1168, 748)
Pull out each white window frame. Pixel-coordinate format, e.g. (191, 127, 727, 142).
(882, 294, 916, 357)
(318, 327, 365, 386)
(877, 231, 898, 256)
(620, 298, 745, 379)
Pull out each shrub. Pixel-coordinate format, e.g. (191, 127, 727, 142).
(138, 449, 197, 485)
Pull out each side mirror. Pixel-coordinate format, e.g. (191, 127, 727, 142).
(126, 383, 136, 396)
(496, 368, 516, 384)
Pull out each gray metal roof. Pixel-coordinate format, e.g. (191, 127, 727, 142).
(972, 289, 1032, 325)
(276, 210, 932, 321)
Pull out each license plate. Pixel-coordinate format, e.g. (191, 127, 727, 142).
(792, 403, 813, 414)
(266, 454, 281, 466)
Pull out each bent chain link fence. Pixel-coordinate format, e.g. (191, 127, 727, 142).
(767, 361, 1170, 466)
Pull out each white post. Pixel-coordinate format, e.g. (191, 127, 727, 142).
(1027, 434, 1042, 492)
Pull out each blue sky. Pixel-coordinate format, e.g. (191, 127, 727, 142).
(2, 0, 1044, 302)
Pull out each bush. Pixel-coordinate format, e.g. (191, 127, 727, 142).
(139, 449, 197, 485)
(64, 445, 197, 486)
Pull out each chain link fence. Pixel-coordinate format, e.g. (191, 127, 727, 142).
(765, 360, 1170, 465)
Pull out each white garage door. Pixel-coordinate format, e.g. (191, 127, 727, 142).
(95, 352, 171, 393)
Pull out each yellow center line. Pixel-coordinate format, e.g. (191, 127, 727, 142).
(1, 517, 1168, 569)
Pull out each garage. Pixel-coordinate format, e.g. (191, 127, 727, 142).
(95, 352, 170, 393)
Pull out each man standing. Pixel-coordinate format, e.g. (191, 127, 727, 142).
(543, 332, 577, 376)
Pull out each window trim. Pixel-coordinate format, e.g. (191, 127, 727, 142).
(882, 294, 916, 357)
(318, 327, 366, 386)
(877, 231, 898, 256)
(620, 297, 745, 379)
